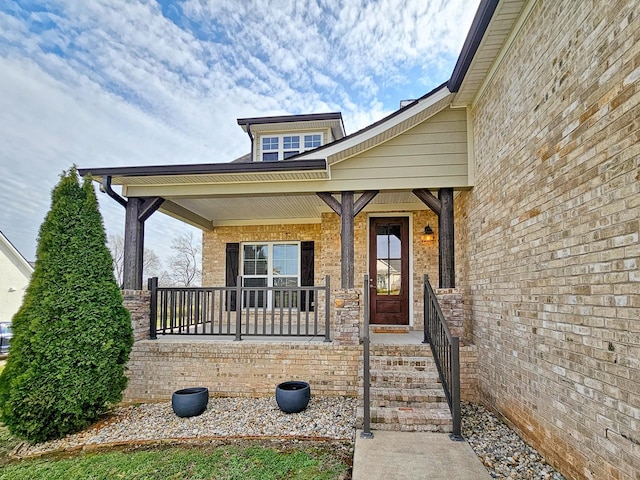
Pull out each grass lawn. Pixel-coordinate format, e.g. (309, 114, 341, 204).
(0, 425, 350, 480)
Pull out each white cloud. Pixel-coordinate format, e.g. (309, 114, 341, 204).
(0, 0, 479, 264)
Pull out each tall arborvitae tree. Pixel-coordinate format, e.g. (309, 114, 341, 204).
(0, 167, 133, 443)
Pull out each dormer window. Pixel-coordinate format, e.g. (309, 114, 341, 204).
(262, 137, 279, 162)
(260, 133, 323, 161)
(304, 134, 321, 149)
(283, 136, 300, 159)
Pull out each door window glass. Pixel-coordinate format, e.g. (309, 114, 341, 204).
(376, 224, 402, 295)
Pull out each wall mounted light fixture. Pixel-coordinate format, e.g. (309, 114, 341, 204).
(421, 224, 435, 243)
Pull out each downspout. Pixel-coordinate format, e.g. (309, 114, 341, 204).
(246, 123, 254, 162)
(101, 176, 127, 208)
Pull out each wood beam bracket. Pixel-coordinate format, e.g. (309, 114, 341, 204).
(317, 192, 342, 216)
(317, 190, 379, 218)
(138, 197, 164, 222)
(412, 189, 441, 215)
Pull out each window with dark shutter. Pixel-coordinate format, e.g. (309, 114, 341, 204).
(225, 243, 239, 310)
(300, 241, 314, 311)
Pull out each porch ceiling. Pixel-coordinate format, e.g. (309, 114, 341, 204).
(159, 190, 429, 229)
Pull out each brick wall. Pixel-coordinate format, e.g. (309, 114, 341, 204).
(123, 339, 360, 403)
(466, 1, 640, 479)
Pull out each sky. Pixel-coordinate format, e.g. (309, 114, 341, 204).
(0, 0, 479, 267)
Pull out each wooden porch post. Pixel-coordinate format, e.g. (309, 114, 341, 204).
(438, 188, 455, 288)
(120, 195, 164, 290)
(341, 192, 354, 288)
(412, 188, 455, 288)
(318, 190, 378, 289)
(123, 198, 144, 290)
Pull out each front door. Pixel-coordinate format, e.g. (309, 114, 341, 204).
(369, 217, 409, 325)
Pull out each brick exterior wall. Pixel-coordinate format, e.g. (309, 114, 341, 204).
(123, 340, 360, 403)
(462, 1, 640, 479)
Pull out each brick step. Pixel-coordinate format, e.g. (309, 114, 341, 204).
(368, 370, 441, 388)
(368, 387, 448, 405)
(366, 355, 437, 370)
(369, 345, 433, 358)
(356, 406, 453, 433)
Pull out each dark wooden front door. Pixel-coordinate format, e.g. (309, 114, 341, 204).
(369, 217, 409, 325)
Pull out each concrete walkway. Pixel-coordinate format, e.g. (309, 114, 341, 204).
(352, 430, 491, 480)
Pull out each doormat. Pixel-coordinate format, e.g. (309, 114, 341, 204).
(372, 328, 409, 334)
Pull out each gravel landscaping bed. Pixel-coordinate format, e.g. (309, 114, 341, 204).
(13, 396, 357, 458)
(462, 402, 566, 479)
(11, 397, 566, 480)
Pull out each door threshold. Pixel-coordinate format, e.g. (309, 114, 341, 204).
(371, 326, 410, 334)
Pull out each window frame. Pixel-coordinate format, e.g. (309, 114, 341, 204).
(240, 241, 301, 308)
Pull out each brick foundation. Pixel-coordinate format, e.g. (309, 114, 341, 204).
(122, 340, 360, 403)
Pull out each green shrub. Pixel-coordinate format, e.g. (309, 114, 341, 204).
(0, 167, 133, 443)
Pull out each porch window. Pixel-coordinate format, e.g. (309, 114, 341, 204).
(242, 243, 300, 308)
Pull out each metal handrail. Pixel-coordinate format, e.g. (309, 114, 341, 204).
(423, 274, 462, 440)
(149, 275, 330, 341)
(361, 274, 373, 439)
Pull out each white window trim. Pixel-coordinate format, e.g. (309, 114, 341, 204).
(259, 132, 324, 162)
(241, 241, 301, 308)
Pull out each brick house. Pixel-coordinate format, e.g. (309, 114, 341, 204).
(81, 0, 640, 478)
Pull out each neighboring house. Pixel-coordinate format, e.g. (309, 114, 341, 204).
(80, 1, 639, 479)
(0, 231, 33, 322)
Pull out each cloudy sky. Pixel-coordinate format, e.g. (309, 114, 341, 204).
(0, 0, 479, 267)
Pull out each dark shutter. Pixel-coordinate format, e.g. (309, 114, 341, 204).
(225, 243, 239, 310)
(300, 241, 314, 311)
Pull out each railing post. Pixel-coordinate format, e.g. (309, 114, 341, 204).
(423, 274, 429, 344)
(235, 275, 242, 341)
(324, 275, 331, 342)
(148, 276, 158, 340)
(361, 274, 373, 439)
(451, 336, 462, 441)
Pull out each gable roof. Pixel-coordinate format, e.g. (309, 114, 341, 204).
(0, 230, 34, 278)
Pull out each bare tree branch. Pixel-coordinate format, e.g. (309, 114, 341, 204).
(166, 232, 202, 287)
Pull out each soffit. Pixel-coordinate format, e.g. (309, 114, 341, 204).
(161, 190, 429, 226)
(452, 0, 528, 106)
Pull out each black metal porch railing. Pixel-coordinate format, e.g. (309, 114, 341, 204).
(361, 274, 373, 439)
(423, 274, 462, 440)
(148, 275, 331, 341)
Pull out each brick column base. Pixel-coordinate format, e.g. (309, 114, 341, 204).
(435, 288, 464, 339)
(122, 289, 151, 342)
(332, 289, 361, 345)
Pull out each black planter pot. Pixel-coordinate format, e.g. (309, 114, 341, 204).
(172, 387, 209, 418)
(275, 381, 311, 413)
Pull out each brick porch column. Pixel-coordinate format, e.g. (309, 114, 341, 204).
(435, 288, 464, 339)
(332, 289, 361, 345)
(122, 289, 151, 342)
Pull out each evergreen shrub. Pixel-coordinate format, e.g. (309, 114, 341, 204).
(0, 167, 133, 443)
